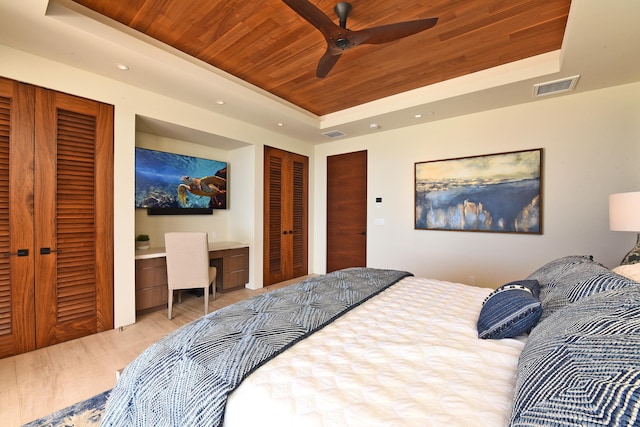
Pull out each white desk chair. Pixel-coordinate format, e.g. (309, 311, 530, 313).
(164, 232, 217, 320)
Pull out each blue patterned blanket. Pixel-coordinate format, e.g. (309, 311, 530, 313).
(101, 268, 412, 427)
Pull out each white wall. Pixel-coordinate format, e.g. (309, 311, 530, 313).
(313, 82, 640, 288)
(228, 145, 259, 289)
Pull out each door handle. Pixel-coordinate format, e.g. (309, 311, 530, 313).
(359, 231, 366, 235)
(2, 249, 29, 257)
(40, 247, 58, 255)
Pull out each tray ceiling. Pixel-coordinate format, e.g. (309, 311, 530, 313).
(71, 0, 571, 116)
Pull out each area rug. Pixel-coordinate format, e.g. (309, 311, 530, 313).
(21, 389, 110, 427)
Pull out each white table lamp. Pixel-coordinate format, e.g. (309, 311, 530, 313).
(609, 191, 640, 265)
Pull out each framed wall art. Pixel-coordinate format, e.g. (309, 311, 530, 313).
(415, 148, 542, 234)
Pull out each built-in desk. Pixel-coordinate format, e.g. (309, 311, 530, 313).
(134, 241, 249, 314)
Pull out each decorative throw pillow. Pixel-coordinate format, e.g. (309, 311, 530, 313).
(477, 280, 542, 339)
(526, 255, 594, 287)
(509, 279, 541, 298)
(535, 260, 640, 321)
(510, 287, 640, 426)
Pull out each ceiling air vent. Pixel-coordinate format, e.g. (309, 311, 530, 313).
(322, 130, 346, 138)
(532, 75, 580, 98)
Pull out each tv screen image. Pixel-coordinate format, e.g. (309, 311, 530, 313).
(135, 147, 227, 211)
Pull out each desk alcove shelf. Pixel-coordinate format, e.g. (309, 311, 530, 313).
(135, 241, 249, 314)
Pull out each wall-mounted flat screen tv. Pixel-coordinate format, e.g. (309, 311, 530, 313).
(135, 147, 227, 215)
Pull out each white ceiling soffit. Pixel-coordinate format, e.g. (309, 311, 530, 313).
(135, 116, 251, 151)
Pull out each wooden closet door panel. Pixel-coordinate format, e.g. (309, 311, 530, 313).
(264, 148, 285, 285)
(290, 153, 308, 278)
(93, 101, 114, 331)
(263, 146, 308, 286)
(280, 153, 294, 278)
(0, 78, 36, 358)
(34, 88, 113, 347)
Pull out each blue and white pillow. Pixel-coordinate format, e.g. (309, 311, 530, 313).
(528, 256, 640, 320)
(510, 287, 640, 426)
(477, 280, 542, 339)
(526, 255, 594, 288)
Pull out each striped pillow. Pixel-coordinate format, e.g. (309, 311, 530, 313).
(537, 261, 639, 320)
(477, 280, 542, 339)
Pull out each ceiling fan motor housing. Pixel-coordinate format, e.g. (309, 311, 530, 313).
(335, 36, 350, 49)
(334, 2, 352, 28)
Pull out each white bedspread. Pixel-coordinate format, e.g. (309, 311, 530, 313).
(224, 277, 526, 427)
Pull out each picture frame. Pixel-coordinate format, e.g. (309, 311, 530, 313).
(415, 148, 543, 234)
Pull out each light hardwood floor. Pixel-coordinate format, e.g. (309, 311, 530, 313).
(0, 277, 308, 426)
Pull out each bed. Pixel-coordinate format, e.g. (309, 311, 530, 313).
(102, 259, 640, 427)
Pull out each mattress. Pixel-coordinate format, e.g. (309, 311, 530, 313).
(224, 276, 526, 426)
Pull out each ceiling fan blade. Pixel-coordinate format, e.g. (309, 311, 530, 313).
(283, 1, 439, 78)
(282, 0, 339, 39)
(349, 18, 439, 46)
(316, 49, 342, 78)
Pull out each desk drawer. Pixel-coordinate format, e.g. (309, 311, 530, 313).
(224, 248, 249, 270)
(135, 286, 168, 312)
(221, 247, 249, 292)
(135, 258, 167, 290)
(223, 269, 249, 290)
(135, 258, 168, 313)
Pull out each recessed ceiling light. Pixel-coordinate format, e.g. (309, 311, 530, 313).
(414, 114, 422, 119)
(115, 63, 129, 71)
(216, 100, 225, 105)
(277, 123, 285, 127)
(369, 123, 380, 130)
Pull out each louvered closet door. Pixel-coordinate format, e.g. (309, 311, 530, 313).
(290, 154, 308, 279)
(263, 146, 308, 286)
(34, 88, 113, 347)
(0, 78, 37, 357)
(265, 151, 284, 284)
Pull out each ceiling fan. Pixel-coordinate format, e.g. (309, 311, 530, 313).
(282, 0, 438, 78)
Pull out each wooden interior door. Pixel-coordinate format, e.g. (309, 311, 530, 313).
(0, 77, 113, 358)
(263, 146, 308, 286)
(326, 150, 367, 273)
(0, 78, 37, 357)
(34, 87, 114, 347)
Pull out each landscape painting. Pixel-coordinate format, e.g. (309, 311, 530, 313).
(415, 149, 542, 234)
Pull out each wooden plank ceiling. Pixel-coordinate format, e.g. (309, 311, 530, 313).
(71, 0, 571, 116)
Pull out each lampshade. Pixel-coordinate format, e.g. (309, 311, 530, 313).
(609, 192, 640, 232)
